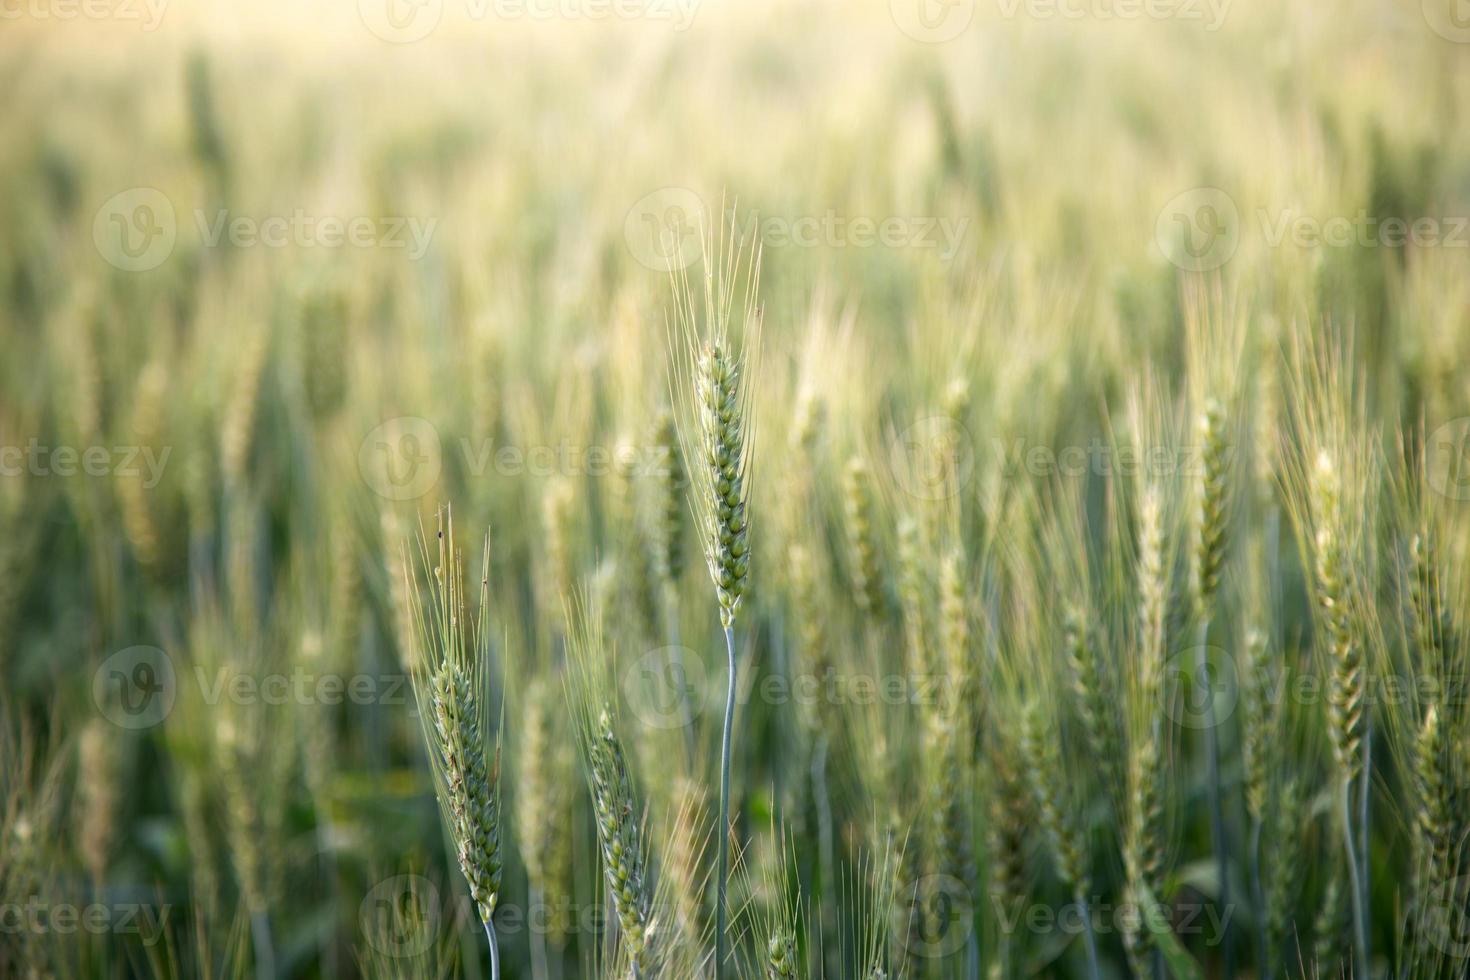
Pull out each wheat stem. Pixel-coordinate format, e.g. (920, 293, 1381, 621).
(812, 735, 834, 921)
(1249, 818, 1266, 980)
(529, 885, 549, 980)
(250, 909, 275, 980)
(663, 583, 697, 769)
(1340, 777, 1367, 976)
(1193, 617, 1231, 977)
(1077, 891, 1101, 980)
(1358, 722, 1372, 970)
(484, 917, 500, 980)
(716, 622, 737, 979)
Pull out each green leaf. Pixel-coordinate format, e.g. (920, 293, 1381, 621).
(1134, 882, 1203, 980)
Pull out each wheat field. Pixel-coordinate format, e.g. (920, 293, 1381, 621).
(3, 1, 1470, 977)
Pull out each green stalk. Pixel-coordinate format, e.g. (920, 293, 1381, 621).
(715, 623, 737, 979)
(812, 734, 836, 977)
(1359, 724, 1372, 971)
(1341, 779, 1367, 977)
(529, 885, 549, 980)
(1194, 617, 1232, 978)
(1250, 819, 1267, 980)
(251, 910, 275, 980)
(663, 582, 697, 770)
(484, 918, 500, 980)
(1078, 892, 1102, 980)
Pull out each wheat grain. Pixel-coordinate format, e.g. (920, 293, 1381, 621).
(76, 715, 121, 892)
(843, 457, 884, 621)
(652, 410, 687, 588)
(670, 223, 760, 979)
(405, 511, 505, 973)
(1310, 451, 1365, 782)
(1262, 779, 1301, 978)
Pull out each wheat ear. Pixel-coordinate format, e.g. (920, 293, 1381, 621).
(671, 227, 759, 980)
(588, 705, 656, 976)
(1124, 484, 1170, 977)
(843, 456, 885, 621)
(517, 674, 575, 966)
(986, 730, 1030, 980)
(1064, 604, 1120, 806)
(765, 930, 800, 979)
(565, 597, 658, 977)
(1262, 779, 1301, 977)
(1020, 701, 1100, 980)
(405, 510, 504, 977)
(1192, 395, 1234, 978)
(1308, 451, 1368, 975)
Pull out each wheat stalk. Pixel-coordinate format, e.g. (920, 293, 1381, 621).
(517, 674, 575, 972)
(652, 409, 687, 588)
(1020, 700, 1100, 980)
(563, 596, 660, 978)
(588, 704, 656, 977)
(1312, 848, 1347, 970)
(404, 509, 504, 977)
(1192, 393, 1234, 978)
(1262, 779, 1301, 976)
(669, 216, 760, 980)
(1307, 449, 1370, 976)
(76, 715, 123, 895)
(843, 456, 885, 621)
(986, 730, 1030, 980)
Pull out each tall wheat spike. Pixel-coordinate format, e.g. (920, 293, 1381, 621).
(843, 456, 885, 621)
(1020, 700, 1100, 980)
(1192, 394, 1235, 977)
(517, 674, 575, 970)
(565, 598, 658, 978)
(1307, 450, 1369, 975)
(1286, 332, 1374, 977)
(404, 509, 505, 976)
(669, 216, 760, 979)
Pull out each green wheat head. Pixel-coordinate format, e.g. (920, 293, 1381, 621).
(405, 509, 504, 927)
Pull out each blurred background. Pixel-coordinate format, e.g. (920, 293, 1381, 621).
(3, 0, 1470, 976)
